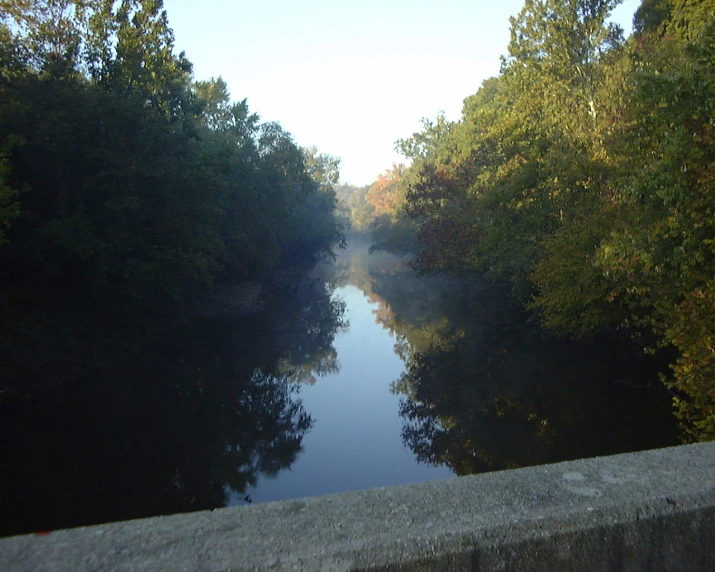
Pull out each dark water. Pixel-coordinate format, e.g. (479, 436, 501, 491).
(0, 235, 680, 537)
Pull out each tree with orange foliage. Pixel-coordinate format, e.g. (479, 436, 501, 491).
(366, 164, 407, 219)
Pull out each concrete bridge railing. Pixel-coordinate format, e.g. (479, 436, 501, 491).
(1, 442, 714, 571)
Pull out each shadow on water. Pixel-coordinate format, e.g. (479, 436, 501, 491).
(0, 274, 347, 537)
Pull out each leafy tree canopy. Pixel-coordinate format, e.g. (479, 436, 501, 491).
(386, 0, 715, 440)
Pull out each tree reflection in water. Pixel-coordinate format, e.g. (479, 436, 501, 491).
(271, 275, 347, 385)
(0, 235, 681, 536)
(353, 238, 680, 477)
(0, 273, 346, 537)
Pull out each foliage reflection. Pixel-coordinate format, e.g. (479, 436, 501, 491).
(0, 275, 346, 536)
(345, 237, 680, 476)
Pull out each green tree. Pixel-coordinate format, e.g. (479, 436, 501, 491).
(396, 2, 626, 299)
(0, 0, 344, 309)
(395, 112, 453, 161)
(593, 5, 715, 438)
(0, 152, 19, 244)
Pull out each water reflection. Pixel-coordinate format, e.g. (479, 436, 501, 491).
(230, 282, 451, 506)
(0, 234, 681, 536)
(0, 273, 347, 536)
(352, 239, 681, 475)
(270, 274, 347, 385)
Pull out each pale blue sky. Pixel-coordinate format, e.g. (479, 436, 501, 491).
(164, 0, 641, 186)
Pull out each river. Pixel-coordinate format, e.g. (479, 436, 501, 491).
(0, 234, 679, 536)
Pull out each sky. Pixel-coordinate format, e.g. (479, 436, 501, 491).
(163, 0, 642, 186)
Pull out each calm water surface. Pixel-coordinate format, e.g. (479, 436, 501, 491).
(230, 283, 451, 507)
(0, 235, 679, 536)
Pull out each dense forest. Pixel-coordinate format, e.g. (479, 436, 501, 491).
(0, 0, 345, 400)
(0, 0, 343, 308)
(2, 0, 713, 443)
(349, 0, 714, 441)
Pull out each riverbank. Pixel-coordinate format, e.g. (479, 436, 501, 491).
(0, 259, 326, 408)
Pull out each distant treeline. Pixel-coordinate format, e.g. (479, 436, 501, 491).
(334, 164, 418, 254)
(349, 0, 714, 441)
(0, 0, 343, 310)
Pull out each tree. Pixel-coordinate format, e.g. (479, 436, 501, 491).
(393, 2, 627, 299)
(0, 152, 19, 245)
(0, 0, 83, 78)
(395, 112, 453, 161)
(0, 0, 344, 308)
(302, 146, 340, 187)
(593, 6, 715, 438)
(110, 0, 194, 117)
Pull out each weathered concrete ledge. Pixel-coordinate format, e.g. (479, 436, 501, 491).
(2, 442, 714, 571)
